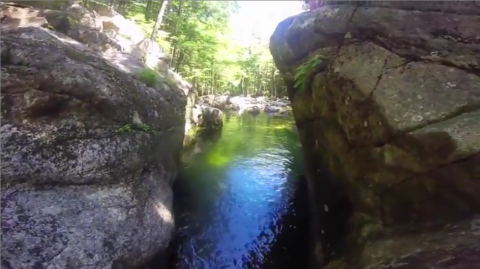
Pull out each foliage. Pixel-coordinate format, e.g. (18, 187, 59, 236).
(104, 0, 288, 97)
(138, 68, 158, 88)
(117, 124, 133, 133)
(293, 55, 324, 92)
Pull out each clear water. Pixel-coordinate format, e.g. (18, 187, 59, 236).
(169, 113, 308, 269)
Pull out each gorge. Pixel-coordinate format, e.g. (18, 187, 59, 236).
(2, 1, 480, 269)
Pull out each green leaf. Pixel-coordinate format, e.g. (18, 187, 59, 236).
(293, 55, 326, 92)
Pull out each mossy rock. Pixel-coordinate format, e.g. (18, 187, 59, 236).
(138, 68, 158, 88)
(183, 126, 202, 148)
(67, 16, 78, 26)
(43, 24, 56, 31)
(163, 75, 178, 90)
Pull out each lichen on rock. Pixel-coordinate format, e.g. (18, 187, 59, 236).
(270, 1, 480, 268)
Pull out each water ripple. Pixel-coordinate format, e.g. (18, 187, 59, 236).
(169, 114, 307, 269)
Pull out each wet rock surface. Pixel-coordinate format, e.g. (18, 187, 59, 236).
(191, 104, 223, 130)
(1, 2, 187, 268)
(270, 1, 480, 268)
(199, 94, 292, 116)
(183, 90, 225, 148)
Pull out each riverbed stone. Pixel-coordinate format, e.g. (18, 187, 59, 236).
(270, 1, 480, 268)
(1, 2, 187, 269)
(191, 104, 223, 129)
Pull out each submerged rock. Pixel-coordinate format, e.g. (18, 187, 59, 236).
(184, 93, 224, 147)
(1, 2, 187, 269)
(270, 1, 480, 268)
(239, 105, 261, 116)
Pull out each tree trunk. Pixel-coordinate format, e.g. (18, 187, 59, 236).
(168, 1, 182, 67)
(174, 51, 185, 72)
(170, 47, 177, 67)
(270, 63, 275, 97)
(256, 64, 261, 95)
(145, 0, 153, 21)
(150, 0, 169, 41)
(211, 65, 215, 95)
(117, 1, 129, 15)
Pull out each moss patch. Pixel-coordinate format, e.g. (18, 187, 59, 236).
(138, 68, 158, 88)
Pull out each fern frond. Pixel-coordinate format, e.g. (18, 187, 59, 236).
(293, 55, 326, 92)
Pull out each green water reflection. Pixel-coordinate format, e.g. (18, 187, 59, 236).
(171, 113, 307, 269)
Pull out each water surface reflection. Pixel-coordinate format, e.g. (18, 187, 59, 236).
(170, 114, 307, 269)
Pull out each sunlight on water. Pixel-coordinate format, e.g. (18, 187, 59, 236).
(169, 113, 307, 269)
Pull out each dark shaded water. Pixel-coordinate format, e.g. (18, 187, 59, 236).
(169, 113, 308, 269)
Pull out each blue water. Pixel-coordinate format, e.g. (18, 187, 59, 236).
(169, 113, 308, 269)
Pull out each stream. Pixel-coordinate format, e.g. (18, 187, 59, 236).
(168, 113, 308, 269)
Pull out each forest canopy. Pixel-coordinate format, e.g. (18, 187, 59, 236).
(93, 0, 288, 97)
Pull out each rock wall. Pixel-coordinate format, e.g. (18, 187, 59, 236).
(270, 2, 480, 268)
(1, 2, 188, 269)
